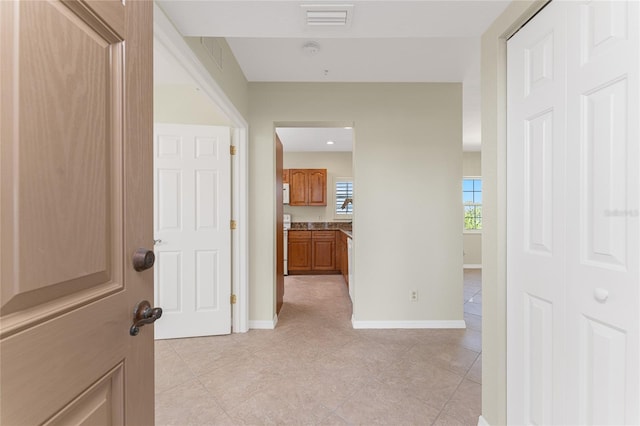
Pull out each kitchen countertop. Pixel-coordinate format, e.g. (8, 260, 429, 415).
(290, 222, 352, 238)
(340, 229, 353, 238)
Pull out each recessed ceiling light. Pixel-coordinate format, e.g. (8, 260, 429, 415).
(326, 141, 335, 145)
(344, 127, 352, 130)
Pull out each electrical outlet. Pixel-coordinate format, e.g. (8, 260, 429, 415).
(410, 290, 418, 302)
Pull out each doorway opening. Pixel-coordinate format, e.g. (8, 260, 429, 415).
(462, 154, 482, 341)
(275, 125, 355, 322)
(153, 6, 250, 337)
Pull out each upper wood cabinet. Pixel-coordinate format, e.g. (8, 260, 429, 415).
(308, 170, 327, 206)
(289, 169, 308, 206)
(283, 169, 289, 184)
(287, 169, 326, 206)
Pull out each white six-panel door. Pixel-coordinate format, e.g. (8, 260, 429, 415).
(507, 3, 567, 423)
(154, 124, 232, 339)
(507, 1, 639, 424)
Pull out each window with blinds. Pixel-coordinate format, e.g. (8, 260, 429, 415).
(335, 179, 353, 216)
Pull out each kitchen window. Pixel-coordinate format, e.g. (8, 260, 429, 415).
(335, 178, 353, 218)
(463, 178, 482, 231)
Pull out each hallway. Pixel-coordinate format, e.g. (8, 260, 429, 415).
(155, 271, 482, 425)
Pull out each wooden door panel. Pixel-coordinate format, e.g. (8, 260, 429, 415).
(289, 242, 312, 270)
(276, 136, 284, 314)
(288, 238, 312, 271)
(312, 231, 336, 271)
(312, 239, 335, 270)
(46, 364, 124, 426)
(308, 169, 327, 206)
(1, 0, 125, 327)
(1, 1, 153, 424)
(1, 292, 128, 425)
(289, 169, 308, 206)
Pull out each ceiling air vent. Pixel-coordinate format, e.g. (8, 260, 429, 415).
(301, 4, 354, 27)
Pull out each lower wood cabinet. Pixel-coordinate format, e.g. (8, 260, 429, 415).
(311, 231, 336, 271)
(288, 230, 338, 273)
(288, 231, 312, 272)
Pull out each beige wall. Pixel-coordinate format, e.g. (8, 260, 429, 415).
(249, 82, 462, 323)
(463, 152, 482, 266)
(182, 37, 249, 119)
(463, 234, 482, 266)
(463, 151, 481, 176)
(481, 1, 547, 424)
(283, 152, 353, 222)
(154, 84, 231, 125)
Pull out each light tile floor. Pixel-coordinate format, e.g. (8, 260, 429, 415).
(156, 270, 482, 425)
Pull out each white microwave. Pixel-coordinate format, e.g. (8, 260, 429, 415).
(283, 183, 290, 204)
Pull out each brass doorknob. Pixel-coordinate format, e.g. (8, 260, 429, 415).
(130, 300, 163, 336)
(132, 248, 155, 271)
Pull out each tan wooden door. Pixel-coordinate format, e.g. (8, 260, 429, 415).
(1, 1, 154, 425)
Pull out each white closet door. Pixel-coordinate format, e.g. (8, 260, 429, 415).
(507, 1, 639, 424)
(154, 124, 232, 339)
(565, 2, 639, 424)
(507, 2, 568, 424)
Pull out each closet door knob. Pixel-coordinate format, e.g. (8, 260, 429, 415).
(594, 288, 609, 303)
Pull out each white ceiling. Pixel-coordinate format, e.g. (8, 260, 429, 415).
(157, 0, 511, 151)
(276, 127, 353, 152)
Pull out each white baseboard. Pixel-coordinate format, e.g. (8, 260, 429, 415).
(351, 319, 466, 329)
(477, 415, 490, 426)
(248, 314, 278, 330)
(464, 264, 482, 269)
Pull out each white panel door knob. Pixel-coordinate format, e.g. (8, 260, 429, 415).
(594, 288, 609, 303)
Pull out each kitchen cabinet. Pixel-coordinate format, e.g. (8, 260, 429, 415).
(288, 230, 312, 272)
(311, 231, 336, 271)
(307, 169, 327, 206)
(335, 233, 342, 271)
(283, 169, 289, 184)
(287, 230, 338, 273)
(287, 169, 326, 206)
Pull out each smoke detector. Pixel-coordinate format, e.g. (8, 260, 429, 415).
(302, 41, 321, 56)
(301, 4, 354, 28)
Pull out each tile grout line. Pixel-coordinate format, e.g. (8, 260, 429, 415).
(430, 373, 466, 426)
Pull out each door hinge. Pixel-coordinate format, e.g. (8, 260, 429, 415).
(230, 145, 237, 155)
(230, 294, 237, 304)
(230, 220, 237, 230)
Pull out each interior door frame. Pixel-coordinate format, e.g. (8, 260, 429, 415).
(154, 4, 249, 333)
(480, 1, 550, 424)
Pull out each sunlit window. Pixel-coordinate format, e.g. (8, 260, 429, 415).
(463, 178, 482, 231)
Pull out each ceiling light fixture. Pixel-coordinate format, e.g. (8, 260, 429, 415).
(302, 41, 321, 56)
(326, 141, 335, 145)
